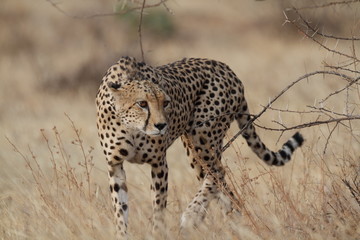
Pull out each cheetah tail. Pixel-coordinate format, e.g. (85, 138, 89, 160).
(236, 114, 304, 166)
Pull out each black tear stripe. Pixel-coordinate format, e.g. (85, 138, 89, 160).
(144, 107, 151, 132)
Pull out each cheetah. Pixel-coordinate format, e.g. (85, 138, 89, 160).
(96, 56, 304, 238)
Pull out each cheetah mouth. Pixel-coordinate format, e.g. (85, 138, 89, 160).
(148, 132, 165, 136)
(143, 129, 167, 136)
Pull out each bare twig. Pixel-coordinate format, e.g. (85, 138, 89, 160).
(254, 116, 360, 132)
(138, 0, 146, 62)
(320, 76, 360, 104)
(324, 63, 360, 74)
(294, 0, 360, 10)
(45, 0, 167, 19)
(259, 105, 315, 114)
(323, 122, 339, 154)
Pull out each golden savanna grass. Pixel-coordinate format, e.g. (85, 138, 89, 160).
(1, 0, 359, 239)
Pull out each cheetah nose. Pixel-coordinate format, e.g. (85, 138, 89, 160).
(154, 123, 167, 131)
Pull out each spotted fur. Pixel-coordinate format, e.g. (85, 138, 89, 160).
(96, 56, 304, 239)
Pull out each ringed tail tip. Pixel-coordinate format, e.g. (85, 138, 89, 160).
(293, 132, 304, 147)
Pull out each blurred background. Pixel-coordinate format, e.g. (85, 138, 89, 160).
(1, 0, 359, 239)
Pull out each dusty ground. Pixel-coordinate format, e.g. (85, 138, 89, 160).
(1, 0, 359, 239)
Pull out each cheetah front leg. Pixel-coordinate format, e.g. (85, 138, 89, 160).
(149, 155, 169, 237)
(108, 163, 129, 239)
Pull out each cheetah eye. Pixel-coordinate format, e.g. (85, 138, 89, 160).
(137, 101, 148, 109)
(163, 100, 170, 108)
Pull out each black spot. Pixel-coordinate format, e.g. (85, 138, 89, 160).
(157, 170, 164, 178)
(122, 204, 128, 211)
(284, 141, 295, 152)
(107, 82, 121, 90)
(243, 133, 250, 140)
(119, 149, 128, 156)
(199, 137, 207, 145)
(279, 150, 287, 159)
(114, 183, 120, 192)
(264, 153, 271, 161)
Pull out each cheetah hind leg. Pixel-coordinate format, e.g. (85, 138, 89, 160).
(180, 134, 220, 231)
(180, 175, 217, 230)
(216, 185, 242, 217)
(180, 168, 241, 233)
(180, 136, 240, 231)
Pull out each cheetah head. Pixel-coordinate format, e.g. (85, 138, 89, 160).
(108, 80, 171, 136)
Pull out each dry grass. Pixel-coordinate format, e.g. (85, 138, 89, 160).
(1, 0, 360, 239)
(3, 115, 359, 239)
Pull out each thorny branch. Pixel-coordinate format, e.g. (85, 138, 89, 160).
(288, 8, 360, 41)
(254, 116, 360, 132)
(224, 2, 360, 154)
(288, 22, 359, 61)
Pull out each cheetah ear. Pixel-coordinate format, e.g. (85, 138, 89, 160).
(107, 82, 127, 103)
(107, 82, 121, 90)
